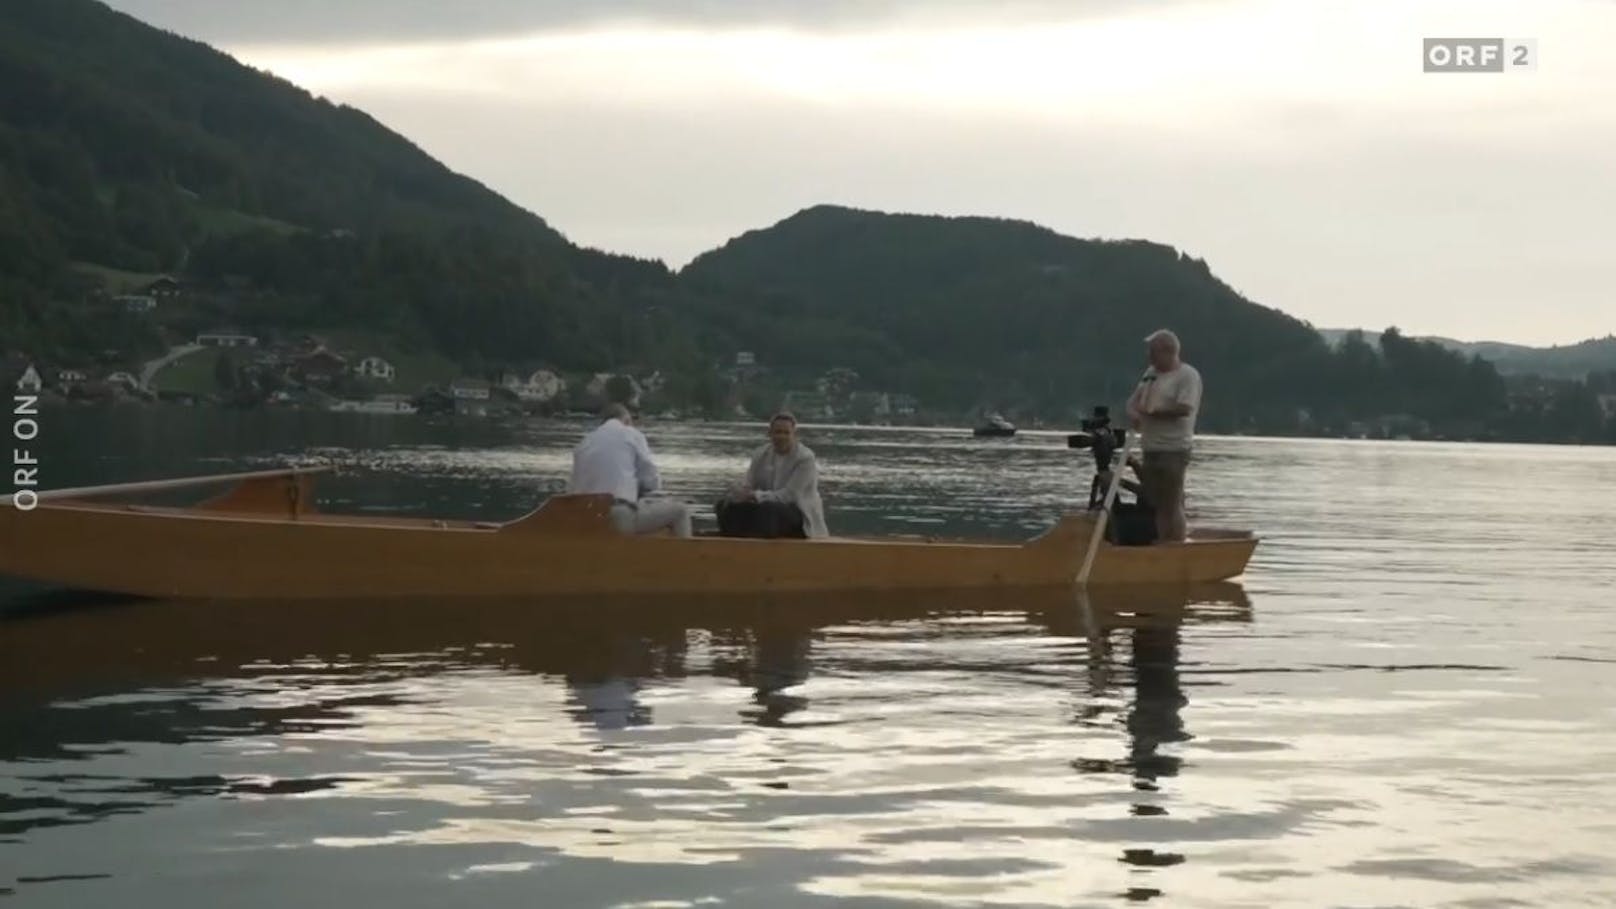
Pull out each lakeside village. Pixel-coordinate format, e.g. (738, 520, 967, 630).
(5, 337, 926, 423)
(3, 277, 924, 423)
(6, 276, 1615, 439)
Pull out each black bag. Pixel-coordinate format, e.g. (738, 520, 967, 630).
(1107, 501, 1158, 546)
(715, 500, 808, 539)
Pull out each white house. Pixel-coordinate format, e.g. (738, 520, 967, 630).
(196, 330, 259, 348)
(450, 378, 492, 400)
(736, 351, 756, 368)
(106, 371, 141, 391)
(354, 356, 396, 382)
(56, 368, 88, 385)
(15, 365, 42, 394)
(115, 294, 157, 313)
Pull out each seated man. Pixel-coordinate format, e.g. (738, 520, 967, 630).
(716, 412, 828, 539)
(567, 403, 692, 537)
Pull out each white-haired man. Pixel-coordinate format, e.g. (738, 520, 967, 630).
(1125, 329, 1202, 543)
(568, 403, 693, 537)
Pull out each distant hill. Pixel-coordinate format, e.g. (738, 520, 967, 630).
(683, 205, 1330, 421)
(1319, 329, 1616, 380)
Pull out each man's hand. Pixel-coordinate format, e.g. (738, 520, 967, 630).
(1148, 403, 1191, 420)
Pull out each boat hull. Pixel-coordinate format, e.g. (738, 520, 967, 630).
(0, 472, 1257, 599)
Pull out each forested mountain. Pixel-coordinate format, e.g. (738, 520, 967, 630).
(0, 0, 677, 369)
(683, 205, 1332, 423)
(684, 208, 1542, 435)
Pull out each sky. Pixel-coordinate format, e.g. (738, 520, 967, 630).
(105, 0, 1616, 346)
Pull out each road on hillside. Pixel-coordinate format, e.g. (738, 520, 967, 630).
(139, 343, 204, 388)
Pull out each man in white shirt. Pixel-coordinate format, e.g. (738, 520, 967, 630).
(567, 403, 692, 538)
(1125, 329, 1203, 543)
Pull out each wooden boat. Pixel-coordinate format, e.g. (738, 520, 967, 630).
(0, 466, 1258, 599)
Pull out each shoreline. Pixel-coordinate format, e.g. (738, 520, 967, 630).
(20, 398, 1616, 449)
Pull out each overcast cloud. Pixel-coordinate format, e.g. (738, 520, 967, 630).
(107, 0, 1202, 43)
(103, 0, 1616, 345)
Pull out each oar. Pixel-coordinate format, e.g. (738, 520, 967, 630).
(1076, 437, 1139, 585)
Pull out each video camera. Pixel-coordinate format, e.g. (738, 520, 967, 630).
(1067, 405, 1126, 469)
(1067, 406, 1129, 509)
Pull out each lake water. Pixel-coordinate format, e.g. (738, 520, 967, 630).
(3, 409, 1615, 907)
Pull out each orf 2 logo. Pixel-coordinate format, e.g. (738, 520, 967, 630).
(1424, 38, 1537, 73)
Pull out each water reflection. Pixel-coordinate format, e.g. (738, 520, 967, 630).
(1049, 589, 1251, 900)
(0, 585, 1246, 863)
(561, 618, 821, 731)
(1062, 596, 1201, 786)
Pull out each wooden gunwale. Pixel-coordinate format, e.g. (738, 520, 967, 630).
(1, 466, 1259, 597)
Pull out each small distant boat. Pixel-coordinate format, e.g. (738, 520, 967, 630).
(973, 414, 1017, 438)
(0, 467, 1259, 599)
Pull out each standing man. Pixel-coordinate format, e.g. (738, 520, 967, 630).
(718, 412, 828, 538)
(1126, 329, 1202, 543)
(568, 403, 692, 538)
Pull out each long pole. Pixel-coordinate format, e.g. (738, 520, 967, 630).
(1, 465, 333, 507)
(1076, 437, 1138, 585)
